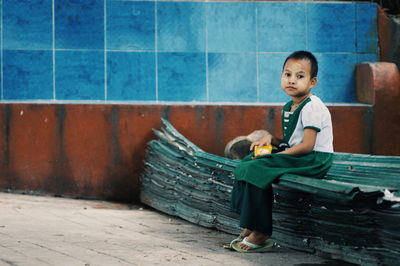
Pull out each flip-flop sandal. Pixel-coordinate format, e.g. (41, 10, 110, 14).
(232, 237, 275, 253)
(223, 237, 275, 250)
(222, 237, 243, 249)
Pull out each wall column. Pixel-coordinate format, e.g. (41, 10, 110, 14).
(356, 62, 400, 155)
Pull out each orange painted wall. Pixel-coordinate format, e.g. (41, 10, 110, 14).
(357, 62, 400, 155)
(0, 103, 372, 201)
(377, 6, 400, 67)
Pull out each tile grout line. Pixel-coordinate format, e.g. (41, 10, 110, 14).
(155, 1, 158, 102)
(0, 46, 365, 56)
(355, 2, 358, 64)
(52, 0, 56, 100)
(205, 2, 209, 101)
(104, 0, 107, 101)
(305, 0, 308, 51)
(255, 4, 259, 102)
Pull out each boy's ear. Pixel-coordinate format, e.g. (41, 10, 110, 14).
(310, 77, 318, 88)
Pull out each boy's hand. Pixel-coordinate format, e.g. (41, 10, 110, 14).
(250, 134, 272, 151)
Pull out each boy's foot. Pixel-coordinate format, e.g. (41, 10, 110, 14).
(222, 228, 252, 249)
(232, 236, 275, 253)
(238, 228, 252, 239)
(238, 231, 270, 251)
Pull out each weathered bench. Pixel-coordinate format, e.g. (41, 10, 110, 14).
(140, 119, 400, 266)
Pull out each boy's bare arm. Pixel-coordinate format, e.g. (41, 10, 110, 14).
(278, 128, 317, 155)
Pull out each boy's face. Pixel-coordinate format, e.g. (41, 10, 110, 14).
(281, 58, 317, 100)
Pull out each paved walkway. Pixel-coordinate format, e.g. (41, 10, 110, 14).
(0, 192, 345, 266)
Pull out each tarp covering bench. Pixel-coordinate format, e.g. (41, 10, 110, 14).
(140, 119, 400, 266)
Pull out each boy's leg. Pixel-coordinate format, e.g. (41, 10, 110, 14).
(231, 181, 274, 237)
(231, 181, 252, 238)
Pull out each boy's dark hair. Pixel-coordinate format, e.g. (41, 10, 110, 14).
(283, 51, 318, 78)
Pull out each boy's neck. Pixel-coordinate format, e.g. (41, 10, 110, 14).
(292, 93, 311, 105)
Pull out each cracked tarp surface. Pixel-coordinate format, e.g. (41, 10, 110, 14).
(140, 119, 400, 266)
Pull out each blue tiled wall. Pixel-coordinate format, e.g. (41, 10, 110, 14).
(0, 1, 378, 103)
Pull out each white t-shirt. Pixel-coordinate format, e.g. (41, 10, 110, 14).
(283, 95, 333, 153)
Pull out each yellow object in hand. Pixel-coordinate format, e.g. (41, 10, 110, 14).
(254, 145, 273, 156)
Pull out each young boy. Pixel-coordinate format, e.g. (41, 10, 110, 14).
(229, 51, 334, 253)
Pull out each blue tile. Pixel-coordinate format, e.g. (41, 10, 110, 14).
(258, 2, 306, 52)
(107, 52, 156, 101)
(308, 3, 356, 52)
(55, 51, 104, 100)
(3, 0, 52, 49)
(158, 53, 206, 102)
(357, 53, 378, 64)
(55, 0, 104, 49)
(157, 2, 205, 52)
(3, 50, 53, 100)
(107, 1, 155, 51)
(0, 24, 1, 99)
(316, 53, 357, 102)
(208, 53, 257, 102)
(259, 53, 291, 102)
(207, 3, 256, 52)
(356, 3, 378, 53)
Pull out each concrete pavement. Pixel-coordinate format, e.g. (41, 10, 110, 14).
(0, 192, 347, 266)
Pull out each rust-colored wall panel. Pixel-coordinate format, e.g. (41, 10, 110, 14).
(0, 105, 7, 188)
(377, 7, 400, 67)
(165, 105, 371, 156)
(165, 105, 222, 154)
(330, 106, 373, 154)
(214, 106, 266, 155)
(213, 106, 282, 156)
(370, 64, 400, 155)
(0, 103, 378, 201)
(357, 62, 400, 155)
(113, 105, 164, 201)
(378, 6, 392, 62)
(8, 105, 58, 191)
(62, 105, 114, 198)
(165, 105, 283, 156)
(356, 64, 375, 104)
(377, 6, 400, 68)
